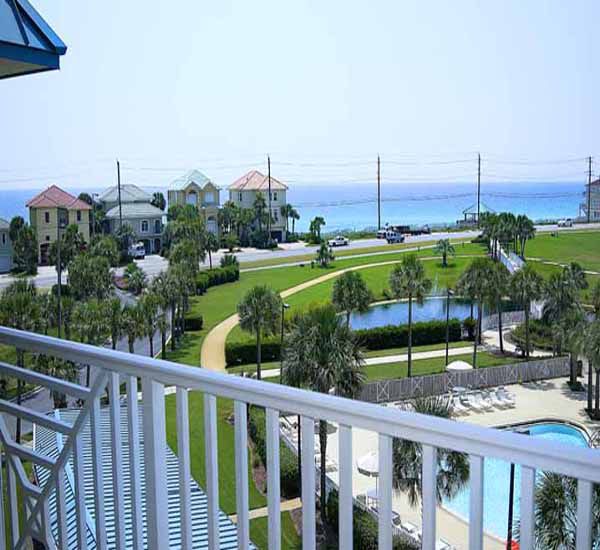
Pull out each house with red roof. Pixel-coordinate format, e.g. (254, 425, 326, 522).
(26, 185, 92, 265)
(228, 170, 289, 242)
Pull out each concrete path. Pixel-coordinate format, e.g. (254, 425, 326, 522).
(200, 254, 479, 372)
(228, 498, 302, 523)
(482, 327, 551, 358)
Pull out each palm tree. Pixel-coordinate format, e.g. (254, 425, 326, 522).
(389, 255, 432, 377)
(309, 216, 326, 242)
(121, 303, 144, 354)
(280, 204, 292, 234)
(105, 297, 123, 350)
(125, 262, 147, 295)
(281, 305, 365, 524)
(290, 207, 300, 235)
(253, 194, 268, 232)
(237, 285, 282, 380)
(60, 296, 75, 340)
(527, 472, 600, 549)
(157, 311, 169, 359)
(591, 280, 600, 320)
(510, 265, 545, 358)
(332, 271, 372, 326)
(515, 214, 535, 259)
(392, 396, 469, 510)
(141, 292, 160, 357)
(153, 271, 179, 350)
(584, 321, 600, 418)
(484, 261, 510, 353)
(543, 271, 580, 325)
(556, 312, 586, 388)
(434, 238, 455, 268)
(315, 242, 334, 267)
(204, 232, 219, 269)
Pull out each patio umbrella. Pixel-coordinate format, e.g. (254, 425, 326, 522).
(357, 451, 380, 497)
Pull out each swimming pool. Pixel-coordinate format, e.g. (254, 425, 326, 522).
(443, 422, 589, 539)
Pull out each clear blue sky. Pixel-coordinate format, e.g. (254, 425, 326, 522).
(2, 0, 599, 190)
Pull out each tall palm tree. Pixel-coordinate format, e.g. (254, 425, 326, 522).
(290, 207, 300, 235)
(315, 242, 334, 267)
(309, 216, 326, 242)
(332, 271, 372, 326)
(121, 303, 144, 354)
(389, 255, 432, 377)
(434, 238, 456, 268)
(281, 305, 365, 524)
(584, 321, 600, 418)
(591, 280, 600, 320)
(280, 204, 292, 234)
(484, 261, 510, 353)
(157, 311, 169, 359)
(543, 270, 581, 325)
(253, 194, 268, 232)
(510, 265, 545, 359)
(237, 285, 282, 380)
(527, 472, 600, 549)
(141, 292, 160, 358)
(105, 297, 123, 350)
(204, 232, 219, 269)
(392, 396, 469, 509)
(515, 214, 535, 259)
(457, 257, 493, 367)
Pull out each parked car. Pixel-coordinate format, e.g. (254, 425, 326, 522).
(376, 229, 388, 239)
(129, 242, 146, 259)
(327, 235, 349, 247)
(557, 218, 573, 227)
(386, 231, 405, 244)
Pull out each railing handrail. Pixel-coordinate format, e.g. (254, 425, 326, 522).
(1, 325, 600, 485)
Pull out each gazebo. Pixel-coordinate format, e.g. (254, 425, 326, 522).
(0, 0, 66, 80)
(458, 202, 495, 226)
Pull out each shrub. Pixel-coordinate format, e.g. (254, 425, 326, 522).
(225, 320, 463, 365)
(462, 317, 476, 340)
(195, 265, 239, 294)
(248, 407, 299, 498)
(184, 313, 203, 331)
(51, 283, 71, 297)
(220, 254, 239, 268)
(511, 319, 554, 351)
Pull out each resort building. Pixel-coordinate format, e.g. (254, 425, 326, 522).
(580, 177, 600, 221)
(0, 218, 13, 273)
(168, 170, 220, 235)
(26, 185, 91, 265)
(229, 170, 288, 242)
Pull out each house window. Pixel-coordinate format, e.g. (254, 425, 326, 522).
(204, 191, 214, 204)
(77, 210, 81, 222)
(1, 234, 5, 245)
(45, 212, 50, 223)
(154, 219, 161, 233)
(186, 191, 198, 206)
(238, 192, 243, 202)
(141, 220, 149, 233)
(273, 209, 279, 221)
(46, 236, 50, 241)
(273, 191, 278, 201)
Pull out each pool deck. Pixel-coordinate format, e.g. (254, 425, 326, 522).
(320, 375, 599, 550)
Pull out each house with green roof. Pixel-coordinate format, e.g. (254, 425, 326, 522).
(0, 218, 13, 273)
(168, 170, 221, 235)
(97, 183, 152, 211)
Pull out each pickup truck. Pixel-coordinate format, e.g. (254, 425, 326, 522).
(385, 231, 405, 244)
(327, 235, 349, 247)
(557, 218, 573, 228)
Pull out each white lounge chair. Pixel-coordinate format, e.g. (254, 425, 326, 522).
(402, 521, 422, 541)
(497, 388, 516, 407)
(474, 391, 493, 411)
(436, 538, 454, 550)
(451, 397, 468, 415)
(466, 393, 484, 412)
(485, 389, 506, 409)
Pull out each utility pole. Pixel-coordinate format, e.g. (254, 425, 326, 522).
(587, 156, 592, 224)
(377, 155, 381, 230)
(267, 155, 272, 240)
(476, 153, 481, 227)
(117, 159, 123, 233)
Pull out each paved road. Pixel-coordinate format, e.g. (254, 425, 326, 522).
(2, 222, 599, 291)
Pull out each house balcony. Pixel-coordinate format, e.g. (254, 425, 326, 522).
(0, 326, 599, 549)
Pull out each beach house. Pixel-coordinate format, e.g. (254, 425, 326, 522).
(0, 218, 13, 273)
(228, 170, 289, 242)
(580, 177, 600, 221)
(167, 170, 221, 235)
(26, 185, 91, 265)
(99, 184, 165, 254)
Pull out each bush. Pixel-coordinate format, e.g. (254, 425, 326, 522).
(184, 313, 203, 331)
(354, 319, 463, 351)
(225, 320, 464, 366)
(511, 319, 554, 351)
(51, 283, 71, 297)
(248, 407, 299, 498)
(195, 265, 239, 294)
(220, 254, 239, 268)
(462, 317, 476, 340)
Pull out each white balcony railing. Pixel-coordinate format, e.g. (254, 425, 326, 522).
(0, 325, 599, 549)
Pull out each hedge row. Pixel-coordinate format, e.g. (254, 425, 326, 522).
(184, 313, 204, 331)
(225, 319, 464, 366)
(248, 407, 299, 498)
(195, 265, 239, 295)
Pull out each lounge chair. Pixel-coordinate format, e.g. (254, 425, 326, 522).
(486, 389, 506, 409)
(451, 397, 468, 415)
(392, 511, 402, 527)
(436, 539, 454, 550)
(474, 391, 493, 411)
(497, 388, 516, 407)
(402, 521, 422, 542)
(466, 393, 484, 412)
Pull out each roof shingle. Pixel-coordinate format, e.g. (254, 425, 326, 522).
(228, 170, 288, 191)
(26, 185, 91, 210)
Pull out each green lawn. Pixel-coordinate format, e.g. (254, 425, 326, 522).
(526, 230, 600, 272)
(250, 513, 301, 550)
(528, 261, 600, 304)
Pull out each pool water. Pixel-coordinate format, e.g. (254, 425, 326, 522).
(443, 422, 589, 539)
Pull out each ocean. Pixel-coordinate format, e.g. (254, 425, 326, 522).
(0, 180, 584, 234)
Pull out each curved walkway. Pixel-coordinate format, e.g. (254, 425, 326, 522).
(200, 255, 479, 372)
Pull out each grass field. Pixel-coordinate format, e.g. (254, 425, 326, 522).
(250, 513, 301, 550)
(526, 230, 600, 272)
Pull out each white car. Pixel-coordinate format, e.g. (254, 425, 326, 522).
(385, 231, 405, 244)
(557, 218, 573, 227)
(129, 242, 146, 259)
(327, 235, 349, 247)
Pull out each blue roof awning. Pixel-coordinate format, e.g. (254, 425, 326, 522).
(0, 0, 66, 79)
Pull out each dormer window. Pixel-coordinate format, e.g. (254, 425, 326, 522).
(204, 191, 214, 204)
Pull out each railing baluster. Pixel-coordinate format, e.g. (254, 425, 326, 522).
(0, 450, 5, 546)
(519, 466, 536, 549)
(468, 455, 484, 550)
(6, 455, 19, 547)
(234, 401, 250, 550)
(266, 408, 281, 550)
(127, 376, 143, 550)
(90, 395, 107, 550)
(421, 444, 437, 550)
(176, 387, 192, 550)
(576, 479, 594, 550)
(109, 372, 125, 549)
(338, 425, 353, 550)
(73, 432, 88, 550)
(142, 377, 169, 549)
(55, 466, 68, 549)
(378, 434, 393, 550)
(300, 416, 315, 549)
(204, 394, 219, 550)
